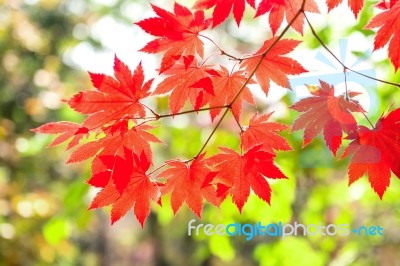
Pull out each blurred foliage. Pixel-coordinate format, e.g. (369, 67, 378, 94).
(1, 0, 400, 266)
(0, 0, 105, 265)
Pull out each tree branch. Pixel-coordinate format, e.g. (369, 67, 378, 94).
(192, 0, 308, 157)
(303, 12, 400, 88)
(127, 105, 229, 121)
(195, 108, 230, 157)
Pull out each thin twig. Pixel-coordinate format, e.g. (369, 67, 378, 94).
(230, 0, 306, 105)
(199, 34, 241, 61)
(303, 12, 400, 88)
(141, 103, 159, 118)
(126, 105, 229, 120)
(158, 105, 228, 119)
(348, 68, 400, 88)
(194, 0, 307, 157)
(196, 108, 229, 157)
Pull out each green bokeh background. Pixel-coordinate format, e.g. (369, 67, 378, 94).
(1, 0, 399, 265)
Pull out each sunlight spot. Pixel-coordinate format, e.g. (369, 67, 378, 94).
(15, 138, 29, 153)
(16, 200, 33, 218)
(348, 182, 366, 201)
(33, 198, 50, 217)
(0, 223, 15, 239)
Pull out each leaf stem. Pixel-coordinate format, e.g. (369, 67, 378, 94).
(233, 112, 244, 132)
(199, 34, 241, 61)
(360, 108, 375, 129)
(200, 52, 221, 66)
(148, 162, 169, 176)
(344, 67, 349, 101)
(343, 67, 374, 128)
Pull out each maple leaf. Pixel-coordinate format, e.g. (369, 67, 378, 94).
(365, 1, 400, 71)
(31, 122, 88, 150)
(67, 123, 162, 164)
(71, 123, 161, 196)
(290, 80, 364, 155)
(67, 56, 152, 130)
(326, 0, 364, 17)
(92, 148, 144, 194)
(241, 112, 292, 153)
(341, 108, 400, 199)
(89, 148, 160, 227)
(157, 154, 221, 217)
(209, 145, 287, 212)
(153, 56, 216, 114)
(241, 37, 307, 95)
(193, 0, 256, 27)
(136, 3, 210, 73)
(193, 66, 256, 121)
(256, 0, 319, 35)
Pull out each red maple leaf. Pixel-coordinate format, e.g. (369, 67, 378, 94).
(193, 0, 256, 27)
(256, 0, 319, 35)
(241, 37, 307, 95)
(69, 123, 161, 196)
(89, 148, 160, 227)
(67, 55, 152, 130)
(241, 112, 292, 153)
(136, 3, 210, 73)
(31, 122, 88, 150)
(341, 108, 400, 199)
(326, 0, 364, 17)
(153, 56, 216, 114)
(365, 1, 400, 71)
(67, 123, 162, 164)
(192, 66, 256, 121)
(92, 148, 145, 194)
(290, 80, 363, 155)
(208, 145, 287, 212)
(157, 154, 221, 217)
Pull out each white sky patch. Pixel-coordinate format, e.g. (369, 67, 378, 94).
(90, 0, 119, 7)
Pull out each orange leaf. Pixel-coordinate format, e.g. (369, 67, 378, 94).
(290, 80, 363, 155)
(136, 3, 210, 73)
(241, 37, 307, 95)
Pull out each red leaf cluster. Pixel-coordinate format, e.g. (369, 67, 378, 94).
(365, 0, 400, 71)
(136, 3, 210, 73)
(32, 1, 400, 227)
(341, 109, 400, 198)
